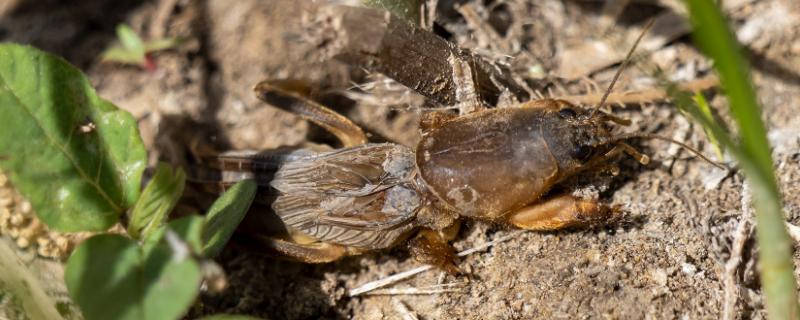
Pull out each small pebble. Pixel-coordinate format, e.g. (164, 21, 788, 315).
(0, 196, 13, 207)
(16, 237, 29, 248)
(38, 247, 52, 258)
(791, 42, 800, 55)
(36, 236, 50, 247)
(681, 262, 698, 276)
(9, 213, 24, 226)
(20, 200, 31, 213)
(651, 268, 669, 286)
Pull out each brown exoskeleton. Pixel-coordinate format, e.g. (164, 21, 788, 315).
(195, 20, 719, 273)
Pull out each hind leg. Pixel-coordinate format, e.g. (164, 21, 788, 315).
(245, 234, 351, 263)
(254, 80, 368, 148)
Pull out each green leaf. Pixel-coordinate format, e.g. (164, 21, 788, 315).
(101, 25, 147, 66)
(65, 234, 201, 320)
(169, 215, 204, 253)
(0, 43, 147, 232)
(140, 215, 204, 261)
(100, 47, 145, 66)
(685, 1, 799, 319)
(102, 24, 181, 66)
(116, 25, 145, 58)
(128, 163, 186, 240)
(201, 180, 257, 257)
(143, 38, 183, 53)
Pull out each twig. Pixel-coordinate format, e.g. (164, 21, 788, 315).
(392, 299, 419, 320)
(349, 230, 523, 296)
(723, 216, 751, 320)
(555, 75, 718, 106)
(364, 282, 465, 296)
(723, 184, 754, 320)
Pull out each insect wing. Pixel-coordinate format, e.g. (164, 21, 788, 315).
(270, 144, 420, 249)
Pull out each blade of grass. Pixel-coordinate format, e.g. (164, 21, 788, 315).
(684, 1, 799, 319)
(691, 92, 725, 161)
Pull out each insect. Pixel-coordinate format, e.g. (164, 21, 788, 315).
(193, 19, 719, 273)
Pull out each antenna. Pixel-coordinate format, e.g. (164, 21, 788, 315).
(591, 19, 656, 117)
(608, 132, 726, 169)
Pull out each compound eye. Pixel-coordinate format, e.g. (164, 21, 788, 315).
(558, 108, 578, 119)
(571, 145, 594, 161)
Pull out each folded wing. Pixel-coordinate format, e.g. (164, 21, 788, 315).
(270, 144, 421, 249)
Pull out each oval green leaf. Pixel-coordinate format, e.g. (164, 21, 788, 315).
(65, 234, 201, 320)
(0, 43, 147, 232)
(142, 215, 205, 257)
(201, 179, 257, 257)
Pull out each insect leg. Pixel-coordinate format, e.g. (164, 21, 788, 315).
(248, 234, 350, 263)
(583, 143, 650, 171)
(506, 194, 615, 231)
(516, 98, 572, 110)
(408, 228, 461, 275)
(254, 80, 368, 147)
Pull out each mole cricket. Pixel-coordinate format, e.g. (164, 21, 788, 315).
(192, 19, 720, 273)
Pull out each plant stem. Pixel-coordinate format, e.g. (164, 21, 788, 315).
(685, 1, 799, 319)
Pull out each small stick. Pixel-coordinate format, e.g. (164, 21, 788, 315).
(723, 184, 754, 320)
(349, 230, 523, 296)
(556, 75, 719, 107)
(364, 283, 465, 296)
(723, 216, 751, 320)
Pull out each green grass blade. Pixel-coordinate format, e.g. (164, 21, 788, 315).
(686, 1, 773, 178)
(691, 92, 725, 160)
(684, 1, 799, 319)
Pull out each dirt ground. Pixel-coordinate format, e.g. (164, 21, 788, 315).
(2, 0, 800, 319)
